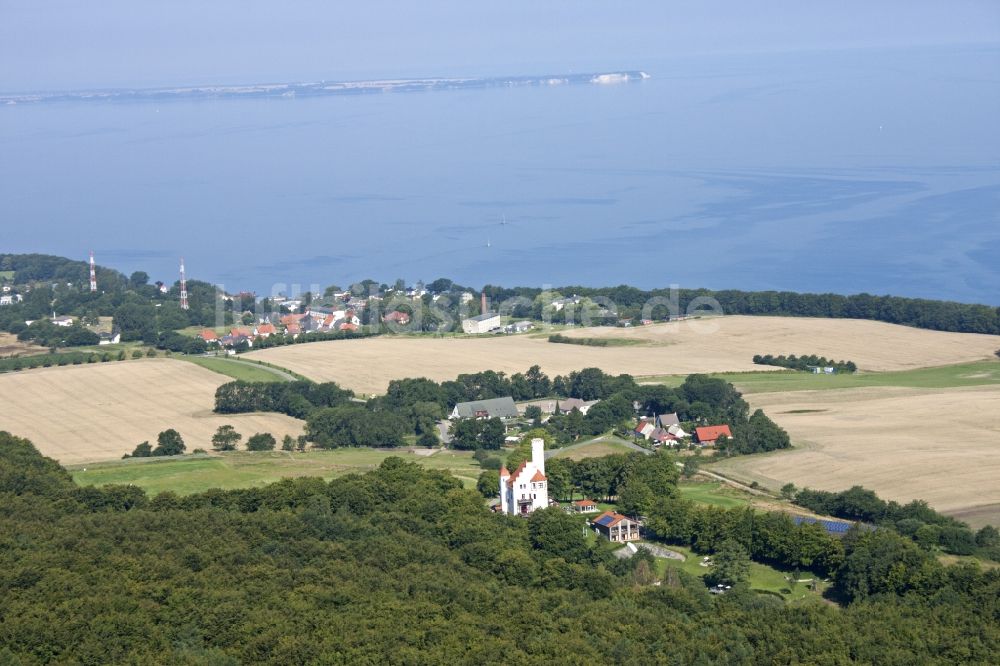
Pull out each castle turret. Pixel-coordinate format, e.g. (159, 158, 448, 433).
(499, 465, 510, 514)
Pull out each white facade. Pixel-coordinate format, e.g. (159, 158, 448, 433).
(462, 313, 501, 334)
(499, 438, 548, 516)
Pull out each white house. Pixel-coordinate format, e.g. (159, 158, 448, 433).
(462, 312, 501, 334)
(499, 438, 548, 516)
(0, 293, 23, 306)
(51, 315, 74, 327)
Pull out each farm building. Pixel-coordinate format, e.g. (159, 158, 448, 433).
(450, 396, 519, 420)
(591, 511, 641, 542)
(462, 312, 501, 334)
(695, 425, 733, 446)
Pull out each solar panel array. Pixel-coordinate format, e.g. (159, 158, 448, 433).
(793, 516, 854, 534)
(594, 514, 618, 527)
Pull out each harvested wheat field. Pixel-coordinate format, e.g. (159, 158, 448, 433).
(247, 316, 1000, 394)
(0, 359, 304, 464)
(711, 385, 1000, 528)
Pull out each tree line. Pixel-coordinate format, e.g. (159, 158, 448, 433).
(791, 485, 999, 560)
(2, 431, 998, 663)
(753, 353, 857, 373)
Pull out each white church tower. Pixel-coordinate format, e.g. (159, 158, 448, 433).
(499, 438, 548, 516)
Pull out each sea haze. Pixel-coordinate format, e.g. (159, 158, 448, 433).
(1, 46, 999, 304)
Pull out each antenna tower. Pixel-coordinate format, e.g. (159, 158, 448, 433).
(179, 258, 189, 310)
(89, 251, 97, 292)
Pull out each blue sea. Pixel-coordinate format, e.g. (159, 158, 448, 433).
(2, 45, 999, 303)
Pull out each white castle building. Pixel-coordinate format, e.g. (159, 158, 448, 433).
(499, 438, 548, 516)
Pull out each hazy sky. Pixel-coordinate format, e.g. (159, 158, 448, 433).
(2, 1, 999, 91)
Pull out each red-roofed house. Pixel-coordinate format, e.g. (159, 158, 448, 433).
(280, 313, 305, 327)
(634, 419, 655, 440)
(199, 330, 219, 343)
(591, 510, 641, 542)
(285, 323, 302, 337)
(384, 310, 411, 326)
(695, 425, 733, 446)
(571, 499, 599, 514)
(256, 323, 277, 338)
(499, 438, 548, 516)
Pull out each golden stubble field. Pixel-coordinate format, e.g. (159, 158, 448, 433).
(247, 316, 1000, 394)
(711, 385, 1000, 528)
(0, 359, 304, 464)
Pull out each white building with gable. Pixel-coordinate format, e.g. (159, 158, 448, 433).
(499, 438, 548, 516)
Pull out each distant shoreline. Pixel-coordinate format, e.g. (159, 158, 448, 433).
(0, 70, 650, 106)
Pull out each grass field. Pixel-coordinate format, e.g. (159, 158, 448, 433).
(183, 356, 290, 383)
(0, 359, 305, 464)
(550, 437, 638, 461)
(245, 316, 1000, 394)
(642, 359, 1000, 394)
(0, 332, 46, 358)
(677, 481, 751, 509)
(71, 448, 482, 494)
(650, 543, 829, 603)
(709, 384, 1000, 528)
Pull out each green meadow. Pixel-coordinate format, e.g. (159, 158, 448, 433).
(71, 449, 482, 495)
(641, 359, 1000, 394)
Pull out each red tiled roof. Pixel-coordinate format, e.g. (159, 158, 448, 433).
(199, 330, 218, 341)
(506, 460, 529, 487)
(592, 510, 628, 527)
(530, 470, 547, 482)
(280, 314, 305, 325)
(574, 499, 597, 507)
(285, 323, 301, 334)
(257, 324, 276, 334)
(695, 425, 732, 442)
(499, 466, 510, 477)
(231, 327, 252, 337)
(384, 311, 410, 323)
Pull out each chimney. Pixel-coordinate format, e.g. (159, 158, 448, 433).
(481, 291, 488, 314)
(531, 438, 545, 475)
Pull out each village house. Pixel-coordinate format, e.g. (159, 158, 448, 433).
(256, 323, 277, 338)
(0, 293, 23, 306)
(695, 425, 733, 446)
(519, 397, 600, 418)
(450, 396, 519, 420)
(499, 438, 548, 516)
(199, 330, 219, 344)
(97, 330, 121, 345)
(51, 315, 74, 327)
(383, 310, 411, 326)
(656, 413, 680, 429)
(591, 511, 642, 542)
(633, 419, 655, 440)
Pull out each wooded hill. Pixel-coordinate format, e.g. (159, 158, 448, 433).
(1, 431, 998, 664)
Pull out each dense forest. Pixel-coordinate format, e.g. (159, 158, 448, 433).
(1, 432, 998, 664)
(213, 367, 791, 455)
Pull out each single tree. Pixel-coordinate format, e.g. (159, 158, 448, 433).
(153, 429, 185, 456)
(130, 441, 152, 457)
(281, 434, 295, 451)
(246, 432, 276, 451)
(211, 425, 242, 451)
(780, 482, 798, 500)
(296, 435, 308, 452)
(709, 538, 751, 587)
